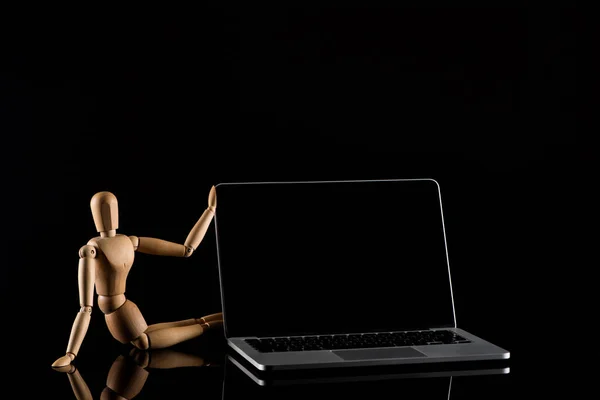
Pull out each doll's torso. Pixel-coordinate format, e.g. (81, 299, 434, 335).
(87, 234, 135, 313)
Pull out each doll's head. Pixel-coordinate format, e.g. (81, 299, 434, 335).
(90, 191, 118, 235)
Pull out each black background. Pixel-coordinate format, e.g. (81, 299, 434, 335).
(1, 6, 588, 399)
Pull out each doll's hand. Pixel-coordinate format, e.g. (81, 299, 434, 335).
(208, 185, 216, 212)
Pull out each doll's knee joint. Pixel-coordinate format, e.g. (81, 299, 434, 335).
(132, 333, 150, 350)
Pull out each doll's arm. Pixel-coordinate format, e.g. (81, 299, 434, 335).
(51, 245, 97, 368)
(130, 186, 216, 258)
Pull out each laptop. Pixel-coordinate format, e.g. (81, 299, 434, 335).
(213, 179, 510, 372)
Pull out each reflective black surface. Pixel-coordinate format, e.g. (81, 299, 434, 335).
(39, 329, 587, 400)
(224, 351, 513, 394)
(42, 333, 516, 399)
(216, 180, 455, 338)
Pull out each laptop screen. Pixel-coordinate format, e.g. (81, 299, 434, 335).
(214, 179, 456, 338)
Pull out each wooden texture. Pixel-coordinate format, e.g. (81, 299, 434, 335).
(202, 319, 223, 330)
(208, 185, 217, 209)
(148, 349, 206, 369)
(66, 311, 91, 355)
(131, 333, 149, 350)
(67, 367, 93, 400)
(184, 186, 217, 251)
(136, 237, 187, 257)
(197, 312, 223, 324)
(52, 353, 75, 368)
(100, 389, 128, 400)
(90, 191, 119, 232)
(106, 355, 149, 400)
(98, 294, 126, 314)
(105, 300, 148, 343)
(128, 235, 139, 250)
(145, 318, 198, 333)
(78, 249, 96, 307)
(147, 324, 205, 349)
(91, 235, 135, 295)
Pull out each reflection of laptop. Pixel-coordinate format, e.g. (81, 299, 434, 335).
(226, 354, 510, 387)
(214, 179, 510, 372)
(222, 356, 459, 399)
(222, 356, 510, 400)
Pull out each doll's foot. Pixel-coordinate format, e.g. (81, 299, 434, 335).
(195, 312, 223, 325)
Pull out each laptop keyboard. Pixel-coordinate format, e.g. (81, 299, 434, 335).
(244, 330, 471, 353)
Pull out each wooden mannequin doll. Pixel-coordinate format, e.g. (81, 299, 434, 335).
(52, 187, 222, 368)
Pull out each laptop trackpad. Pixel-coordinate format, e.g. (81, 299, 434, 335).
(333, 347, 427, 361)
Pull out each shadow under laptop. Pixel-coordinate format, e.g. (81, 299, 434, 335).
(224, 351, 511, 399)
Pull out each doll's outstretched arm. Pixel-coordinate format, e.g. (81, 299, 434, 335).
(130, 186, 216, 258)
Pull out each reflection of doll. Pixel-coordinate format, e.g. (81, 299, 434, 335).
(56, 347, 221, 400)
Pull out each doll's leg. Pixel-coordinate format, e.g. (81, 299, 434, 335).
(145, 324, 204, 349)
(144, 312, 223, 333)
(132, 316, 223, 350)
(145, 319, 197, 333)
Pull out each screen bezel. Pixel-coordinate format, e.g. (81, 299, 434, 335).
(214, 178, 457, 338)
